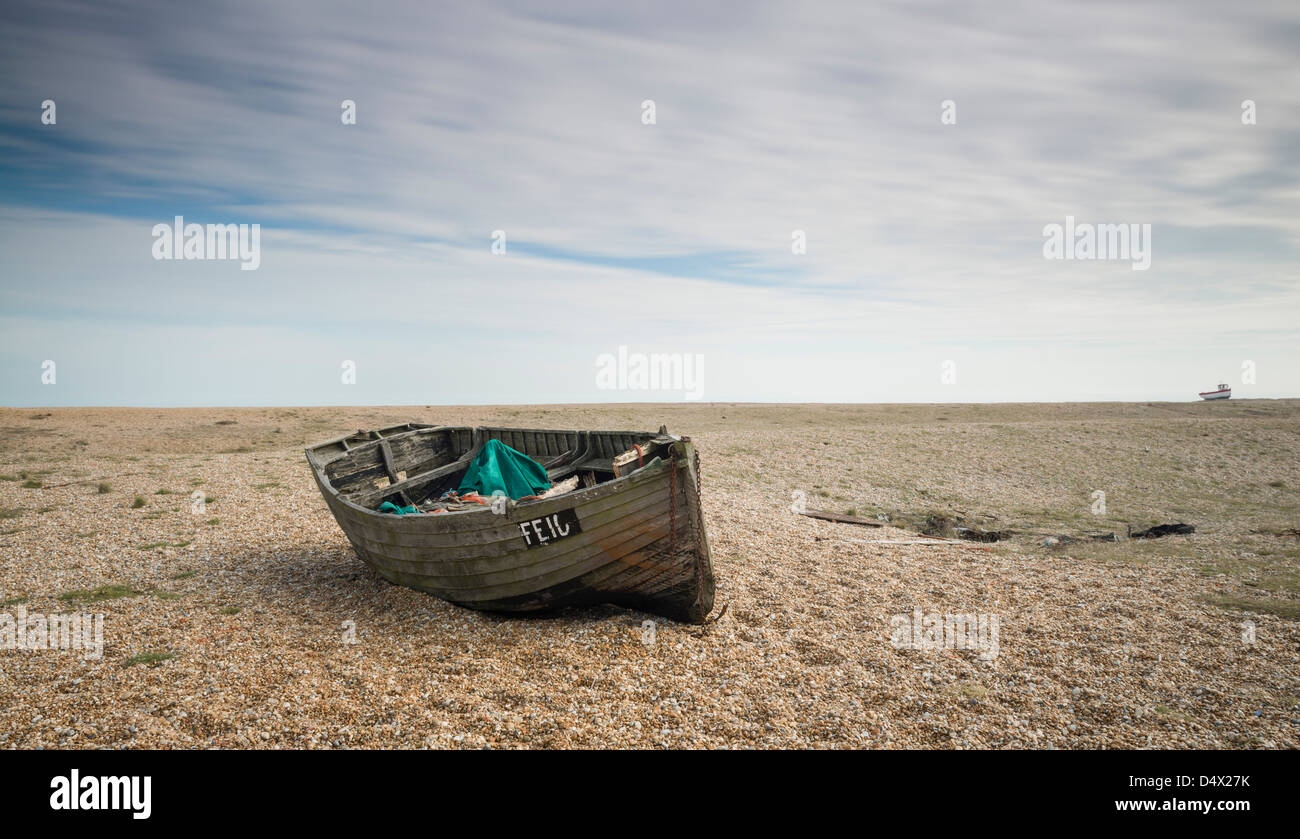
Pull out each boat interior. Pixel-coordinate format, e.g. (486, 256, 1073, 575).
(308, 424, 677, 512)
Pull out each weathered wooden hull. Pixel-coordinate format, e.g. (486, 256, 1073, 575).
(306, 425, 715, 623)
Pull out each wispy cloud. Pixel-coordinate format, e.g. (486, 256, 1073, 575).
(1, 0, 1297, 404)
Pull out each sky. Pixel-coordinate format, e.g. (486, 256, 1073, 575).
(1, 0, 1297, 406)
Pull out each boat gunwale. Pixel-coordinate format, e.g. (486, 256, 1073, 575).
(305, 424, 681, 525)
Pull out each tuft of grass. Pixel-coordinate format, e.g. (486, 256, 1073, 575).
(0, 508, 21, 520)
(21, 479, 42, 489)
(155, 488, 174, 495)
(137, 539, 191, 550)
(171, 570, 197, 580)
(219, 606, 241, 615)
(1253, 524, 1300, 538)
(59, 584, 139, 604)
(206, 517, 221, 525)
(1200, 593, 1300, 621)
(150, 590, 181, 601)
(945, 683, 989, 701)
(130, 496, 147, 509)
(97, 482, 112, 494)
(2, 596, 28, 607)
(919, 512, 957, 538)
(123, 652, 174, 668)
(255, 482, 281, 490)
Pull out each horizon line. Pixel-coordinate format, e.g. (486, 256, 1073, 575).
(3, 397, 1296, 410)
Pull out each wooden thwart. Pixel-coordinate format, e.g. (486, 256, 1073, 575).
(348, 450, 476, 508)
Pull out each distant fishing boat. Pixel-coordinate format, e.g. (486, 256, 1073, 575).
(1199, 383, 1231, 400)
(306, 423, 715, 623)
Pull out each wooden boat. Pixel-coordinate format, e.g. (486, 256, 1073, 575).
(1199, 383, 1231, 400)
(305, 424, 715, 623)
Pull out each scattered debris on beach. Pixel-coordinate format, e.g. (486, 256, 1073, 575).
(1129, 522, 1195, 539)
(916, 513, 1011, 543)
(807, 505, 1196, 547)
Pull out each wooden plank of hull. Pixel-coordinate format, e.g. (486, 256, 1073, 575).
(353, 493, 681, 591)
(379, 521, 690, 606)
(321, 464, 687, 587)
(342, 490, 674, 577)
(308, 428, 714, 623)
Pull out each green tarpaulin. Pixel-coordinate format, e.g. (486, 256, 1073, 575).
(457, 439, 552, 500)
(377, 501, 420, 515)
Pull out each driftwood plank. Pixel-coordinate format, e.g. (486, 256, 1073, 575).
(799, 509, 885, 527)
(613, 437, 673, 477)
(841, 538, 992, 551)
